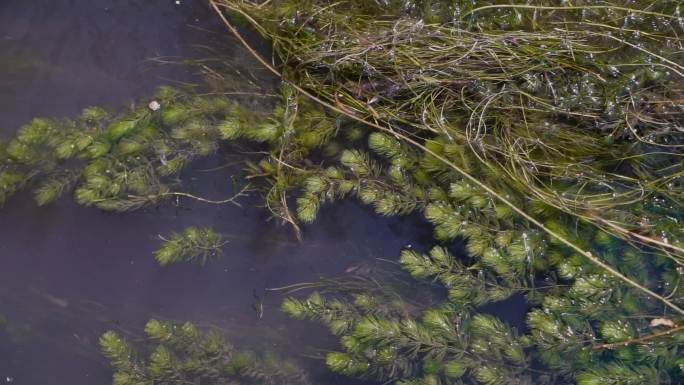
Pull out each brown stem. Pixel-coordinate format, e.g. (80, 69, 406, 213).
(592, 324, 684, 351)
(592, 216, 684, 256)
(131, 183, 252, 207)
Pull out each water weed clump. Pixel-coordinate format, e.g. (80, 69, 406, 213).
(212, 1, 684, 384)
(155, 227, 227, 266)
(0, 1, 683, 384)
(100, 319, 310, 385)
(216, 0, 684, 255)
(0, 87, 254, 211)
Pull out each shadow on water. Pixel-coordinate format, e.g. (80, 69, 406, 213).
(0, 1, 531, 385)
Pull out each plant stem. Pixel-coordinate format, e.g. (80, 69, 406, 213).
(592, 324, 684, 351)
(462, 5, 676, 20)
(131, 183, 252, 207)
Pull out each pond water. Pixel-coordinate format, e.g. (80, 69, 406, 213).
(0, 2, 536, 385)
(0, 2, 439, 384)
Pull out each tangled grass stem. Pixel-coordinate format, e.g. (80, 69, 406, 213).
(129, 183, 252, 207)
(592, 323, 684, 351)
(211, 0, 684, 316)
(462, 4, 678, 19)
(593, 216, 684, 256)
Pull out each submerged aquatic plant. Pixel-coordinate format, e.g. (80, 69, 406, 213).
(0, 88, 252, 212)
(209, 1, 684, 384)
(100, 319, 309, 385)
(214, 0, 684, 268)
(0, 0, 683, 384)
(283, 247, 684, 385)
(155, 227, 226, 266)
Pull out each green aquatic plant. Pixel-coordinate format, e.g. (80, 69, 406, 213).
(0, 88, 253, 211)
(208, 1, 684, 384)
(214, 0, 684, 272)
(100, 319, 310, 385)
(283, 246, 684, 385)
(1, 0, 683, 384)
(155, 227, 226, 266)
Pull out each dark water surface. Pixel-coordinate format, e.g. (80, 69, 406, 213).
(0, 1, 437, 384)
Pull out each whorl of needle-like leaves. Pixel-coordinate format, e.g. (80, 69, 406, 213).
(0, 87, 244, 210)
(154, 227, 225, 266)
(100, 319, 310, 385)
